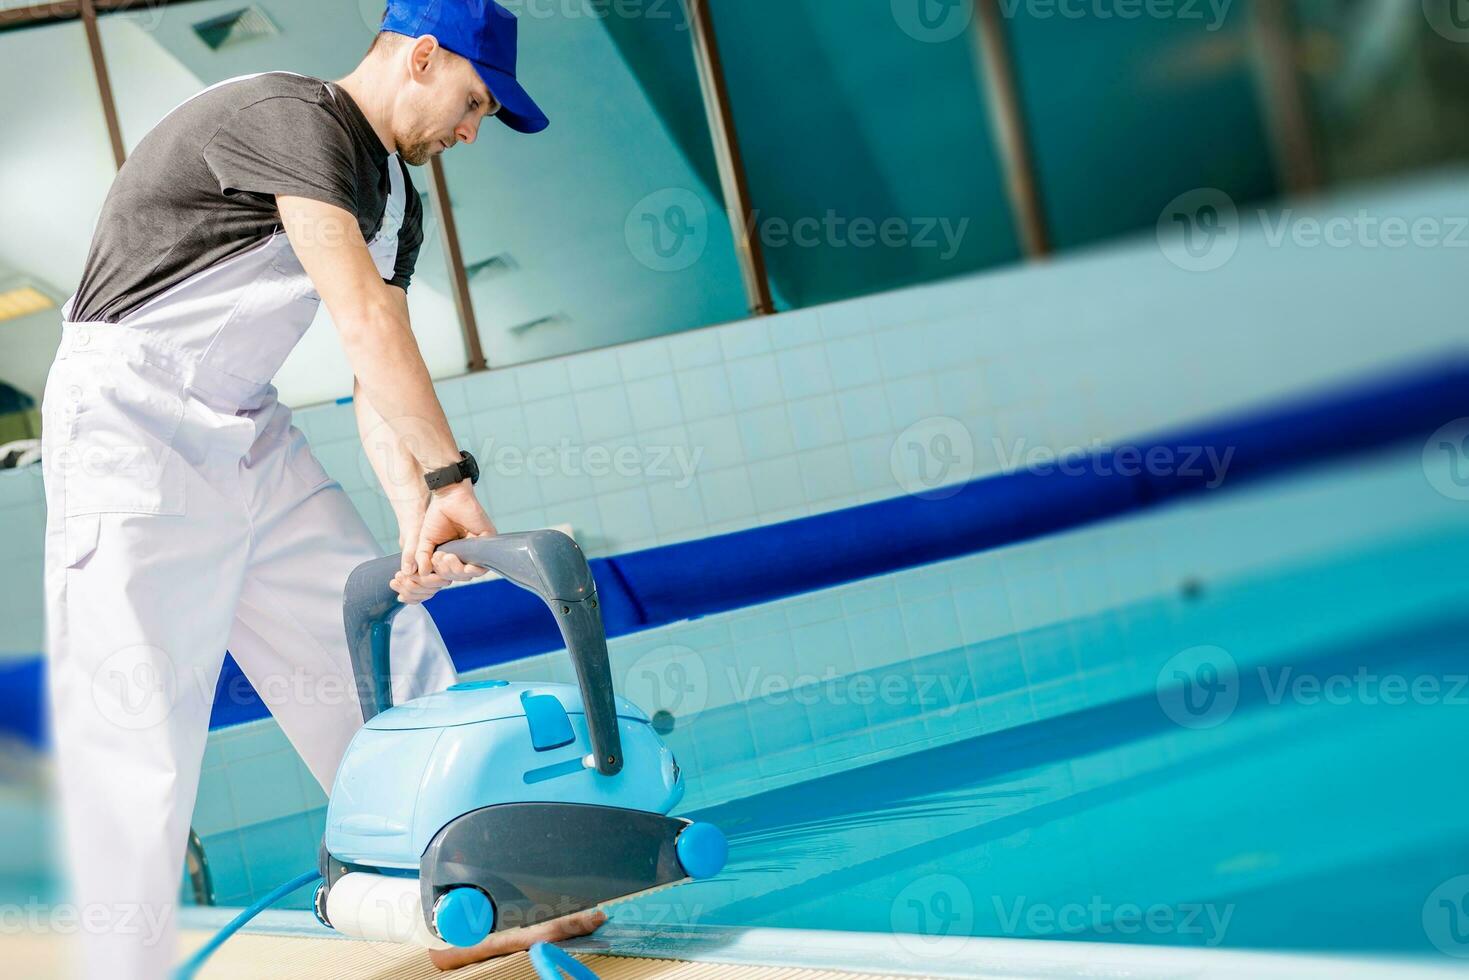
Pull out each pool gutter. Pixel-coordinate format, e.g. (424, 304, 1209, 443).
(567, 923, 1465, 978)
(177, 910, 1464, 979)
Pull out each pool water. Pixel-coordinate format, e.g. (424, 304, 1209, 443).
(614, 523, 1469, 960)
(12, 445, 1448, 969)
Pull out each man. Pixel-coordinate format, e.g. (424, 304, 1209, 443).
(42, 2, 602, 977)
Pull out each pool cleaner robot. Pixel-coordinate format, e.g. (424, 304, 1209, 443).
(317, 530, 727, 948)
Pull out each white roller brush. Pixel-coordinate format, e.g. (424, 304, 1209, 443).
(325, 872, 452, 950)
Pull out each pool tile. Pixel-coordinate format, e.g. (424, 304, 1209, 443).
(776, 346, 834, 400)
(668, 329, 723, 370)
(676, 365, 734, 422)
(787, 396, 844, 451)
(874, 325, 936, 380)
(523, 398, 584, 449)
(226, 750, 309, 827)
(836, 387, 893, 441)
(617, 340, 673, 381)
(574, 386, 635, 443)
(515, 359, 571, 401)
(769, 309, 822, 349)
(790, 618, 853, 681)
(737, 406, 795, 461)
(191, 769, 237, 837)
(463, 368, 521, 411)
(844, 606, 909, 673)
(567, 348, 624, 390)
(726, 355, 786, 410)
(626, 376, 684, 431)
(900, 593, 964, 656)
(698, 467, 757, 524)
(748, 457, 805, 513)
(686, 416, 744, 471)
(646, 480, 707, 538)
(825, 336, 882, 388)
(716, 318, 772, 360)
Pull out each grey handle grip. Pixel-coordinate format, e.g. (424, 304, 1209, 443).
(343, 530, 623, 775)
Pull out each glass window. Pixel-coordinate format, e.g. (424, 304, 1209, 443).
(1292, 0, 1469, 185)
(708, 0, 1021, 309)
(437, 2, 750, 368)
(1005, 2, 1279, 249)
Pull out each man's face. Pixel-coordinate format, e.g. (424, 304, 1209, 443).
(394, 37, 500, 166)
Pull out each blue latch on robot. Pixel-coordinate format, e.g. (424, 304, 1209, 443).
(447, 679, 509, 692)
(521, 692, 575, 751)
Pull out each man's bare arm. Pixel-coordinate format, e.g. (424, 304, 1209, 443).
(277, 196, 458, 471)
(277, 194, 493, 575)
(352, 372, 425, 542)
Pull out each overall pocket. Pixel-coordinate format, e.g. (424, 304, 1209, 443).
(52, 349, 188, 519)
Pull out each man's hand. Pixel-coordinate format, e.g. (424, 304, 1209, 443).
(389, 541, 492, 603)
(411, 482, 496, 576)
(389, 482, 497, 603)
(387, 481, 496, 599)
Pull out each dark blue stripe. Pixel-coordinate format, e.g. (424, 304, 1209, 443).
(4, 356, 1466, 743)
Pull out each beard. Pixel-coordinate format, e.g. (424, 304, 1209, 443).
(399, 138, 439, 166)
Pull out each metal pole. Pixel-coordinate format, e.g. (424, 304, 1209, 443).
(1252, 0, 1322, 195)
(970, 0, 1050, 258)
(684, 0, 775, 316)
(427, 156, 489, 373)
(79, 0, 127, 170)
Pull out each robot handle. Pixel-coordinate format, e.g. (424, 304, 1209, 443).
(342, 530, 623, 775)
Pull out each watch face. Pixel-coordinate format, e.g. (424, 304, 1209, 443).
(463, 452, 480, 483)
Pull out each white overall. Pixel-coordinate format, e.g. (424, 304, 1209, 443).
(40, 76, 456, 980)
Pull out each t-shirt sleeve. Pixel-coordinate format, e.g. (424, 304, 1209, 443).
(201, 95, 359, 214)
(387, 158, 425, 292)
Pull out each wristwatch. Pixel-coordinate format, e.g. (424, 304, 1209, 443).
(424, 450, 480, 492)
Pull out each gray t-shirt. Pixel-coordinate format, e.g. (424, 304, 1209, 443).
(68, 72, 424, 324)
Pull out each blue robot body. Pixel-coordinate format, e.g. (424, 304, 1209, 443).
(325, 681, 685, 869)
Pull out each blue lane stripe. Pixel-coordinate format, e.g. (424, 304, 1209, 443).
(4, 356, 1466, 743)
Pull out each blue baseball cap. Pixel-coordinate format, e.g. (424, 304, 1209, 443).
(380, 0, 548, 134)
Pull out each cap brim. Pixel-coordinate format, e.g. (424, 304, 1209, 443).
(473, 61, 548, 134)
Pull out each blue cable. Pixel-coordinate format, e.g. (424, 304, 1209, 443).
(173, 869, 321, 980)
(529, 941, 601, 980)
(172, 872, 602, 980)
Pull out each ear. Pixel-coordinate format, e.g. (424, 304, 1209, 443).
(408, 34, 441, 80)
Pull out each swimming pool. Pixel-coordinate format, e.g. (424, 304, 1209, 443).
(12, 439, 1464, 975)
(180, 443, 1463, 970)
(594, 449, 1469, 964)
(639, 546, 1468, 957)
